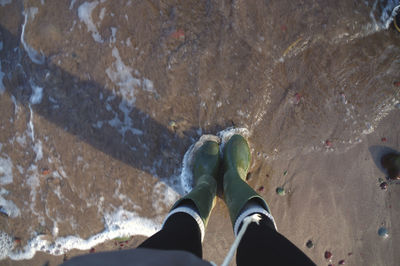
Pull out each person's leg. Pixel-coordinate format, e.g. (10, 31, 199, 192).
(221, 135, 315, 265)
(138, 139, 221, 259)
(138, 211, 202, 258)
(236, 213, 316, 266)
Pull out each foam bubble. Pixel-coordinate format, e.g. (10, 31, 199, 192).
(69, 0, 76, 10)
(78, 1, 103, 43)
(0, 231, 13, 260)
(7, 208, 159, 260)
(29, 84, 43, 105)
(21, 7, 45, 65)
(106, 47, 140, 106)
(0, 156, 13, 185)
(0, 188, 21, 218)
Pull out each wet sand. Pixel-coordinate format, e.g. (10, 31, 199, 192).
(1, 0, 400, 265)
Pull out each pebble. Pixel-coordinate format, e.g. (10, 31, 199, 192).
(381, 137, 387, 142)
(13, 237, 21, 246)
(42, 168, 51, 175)
(306, 240, 314, 248)
(294, 93, 301, 104)
(89, 248, 96, 253)
(276, 187, 286, 196)
(325, 140, 333, 148)
(378, 227, 389, 238)
(325, 251, 333, 259)
(338, 259, 345, 265)
(258, 186, 265, 192)
(380, 182, 388, 190)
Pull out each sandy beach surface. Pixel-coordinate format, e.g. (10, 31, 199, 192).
(1, 0, 400, 265)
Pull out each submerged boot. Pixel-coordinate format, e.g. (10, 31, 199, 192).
(222, 134, 276, 235)
(166, 140, 220, 240)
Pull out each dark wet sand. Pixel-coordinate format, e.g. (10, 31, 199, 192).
(1, 0, 400, 265)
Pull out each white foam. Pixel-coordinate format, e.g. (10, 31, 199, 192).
(99, 7, 106, 21)
(0, 0, 12, 7)
(78, 1, 104, 43)
(142, 78, 155, 93)
(29, 84, 43, 105)
(21, 7, 45, 65)
(28, 105, 35, 142)
(7, 208, 159, 260)
(105, 48, 147, 137)
(0, 231, 13, 260)
(106, 47, 140, 106)
(152, 181, 180, 214)
(382, 3, 399, 28)
(0, 188, 21, 218)
(0, 61, 5, 94)
(33, 141, 43, 161)
(0, 156, 13, 185)
(110, 27, 117, 43)
(69, 0, 76, 10)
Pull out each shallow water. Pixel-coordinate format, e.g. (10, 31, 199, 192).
(0, 0, 399, 263)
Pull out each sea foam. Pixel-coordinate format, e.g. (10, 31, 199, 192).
(78, 1, 103, 43)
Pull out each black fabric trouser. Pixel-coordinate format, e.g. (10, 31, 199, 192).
(138, 212, 316, 266)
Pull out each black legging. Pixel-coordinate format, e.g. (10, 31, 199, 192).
(138, 212, 315, 266)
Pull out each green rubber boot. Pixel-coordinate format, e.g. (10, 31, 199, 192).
(222, 134, 271, 226)
(171, 140, 220, 227)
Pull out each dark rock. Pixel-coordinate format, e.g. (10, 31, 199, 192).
(325, 251, 332, 259)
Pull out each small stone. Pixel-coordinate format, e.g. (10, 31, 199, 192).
(294, 93, 301, 104)
(378, 227, 389, 238)
(380, 182, 388, 190)
(347, 252, 353, 256)
(258, 186, 265, 192)
(381, 137, 387, 142)
(306, 240, 314, 248)
(325, 140, 333, 148)
(168, 120, 177, 129)
(89, 248, 96, 253)
(325, 251, 333, 259)
(338, 259, 345, 265)
(42, 168, 51, 175)
(13, 237, 22, 246)
(276, 187, 286, 196)
(283, 170, 288, 176)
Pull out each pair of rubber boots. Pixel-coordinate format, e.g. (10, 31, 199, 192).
(171, 134, 271, 231)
